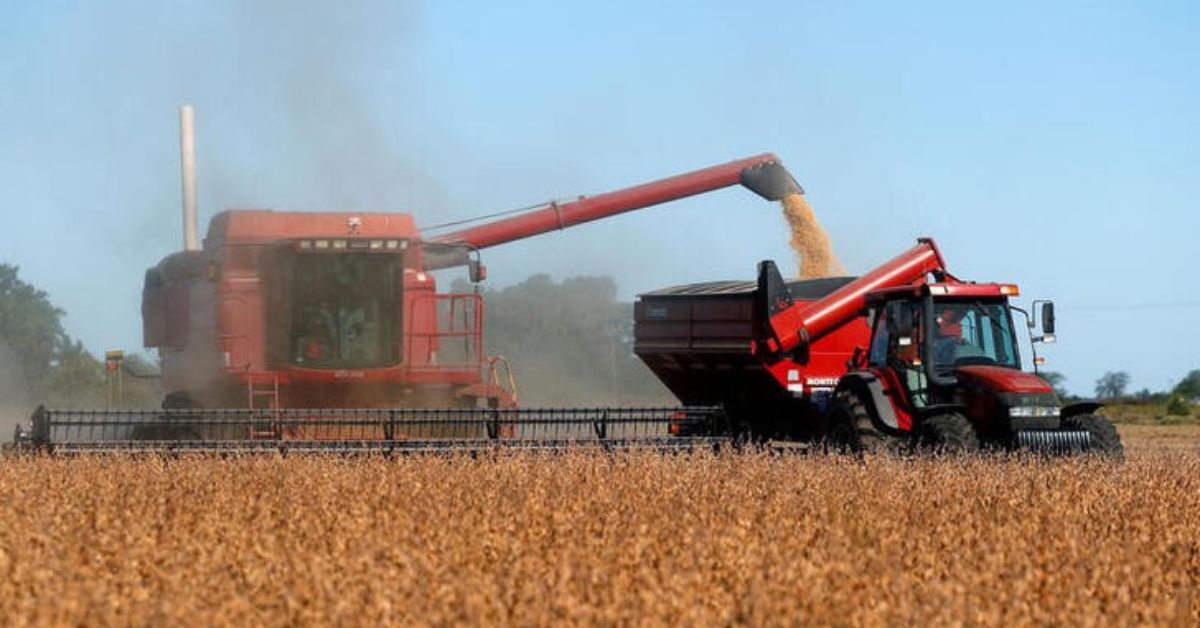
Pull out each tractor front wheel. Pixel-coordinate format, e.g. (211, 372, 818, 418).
(825, 389, 887, 454)
(919, 412, 980, 454)
(1063, 413, 1123, 457)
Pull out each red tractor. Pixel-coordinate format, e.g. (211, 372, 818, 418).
(636, 238, 1122, 454)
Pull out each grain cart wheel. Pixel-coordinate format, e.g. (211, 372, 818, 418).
(825, 390, 886, 454)
(919, 412, 980, 454)
(1063, 414, 1123, 457)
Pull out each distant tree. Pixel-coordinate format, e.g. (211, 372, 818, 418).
(1039, 371, 1070, 399)
(1132, 388, 1155, 404)
(1094, 371, 1131, 401)
(0, 264, 161, 408)
(0, 264, 67, 395)
(43, 339, 105, 405)
(1165, 395, 1192, 417)
(1172, 370, 1200, 401)
(457, 274, 673, 405)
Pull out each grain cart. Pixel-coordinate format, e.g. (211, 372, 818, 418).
(636, 239, 1121, 454)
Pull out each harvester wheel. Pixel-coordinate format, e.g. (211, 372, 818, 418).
(825, 390, 887, 454)
(919, 412, 980, 454)
(1062, 414, 1123, 457)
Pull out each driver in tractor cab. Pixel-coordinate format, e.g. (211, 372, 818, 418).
(934, 306, 965, 366)
(935, 303, 992, 367)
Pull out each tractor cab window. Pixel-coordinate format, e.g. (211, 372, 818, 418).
(870, 300, 930, 406)
(290, 254, 398, 368)
(867, 307, 890, 367)
(932, 300, 1020, 372)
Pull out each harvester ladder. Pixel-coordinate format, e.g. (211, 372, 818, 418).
(246, 372, 281, 439)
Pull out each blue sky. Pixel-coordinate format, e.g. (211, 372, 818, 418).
(0, 1, 1196, 395)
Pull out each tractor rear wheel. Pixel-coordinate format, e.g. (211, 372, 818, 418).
(919, 412, 980, 454)
(1063, 413, 1123, 456)
(825, 390, 887, 454)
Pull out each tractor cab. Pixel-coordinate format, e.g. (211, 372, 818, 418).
(852, 281, 1082, 446)
(865, 282, 1026, 408)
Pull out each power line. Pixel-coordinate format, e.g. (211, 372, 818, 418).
(1059, 301, 1200, 312)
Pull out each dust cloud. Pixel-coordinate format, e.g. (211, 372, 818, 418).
(780, 193, 844, 279)
(0, 342, 31, 438)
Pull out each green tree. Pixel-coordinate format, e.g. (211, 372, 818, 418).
(458, 274, 672, 405)
(43, 339, 106, 406)
(1094, 371, 1131, 401)
(1165, 395, 1191, 417)
(1172, 370, 1200, 400)
(0, 264, 67, 395)
(1039, 371, 1070, 399)
(0, 264, 161, 409)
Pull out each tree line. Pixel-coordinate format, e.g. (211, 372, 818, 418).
(452, 275, 672, 406)
(0, 264, 159, 410)
(1042, 369, 1199, 416)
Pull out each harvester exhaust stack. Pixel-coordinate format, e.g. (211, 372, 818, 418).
(180, 104, 199, 252)
(739, 159, 803, 201)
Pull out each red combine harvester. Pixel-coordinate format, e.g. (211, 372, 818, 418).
(15, 108, 800, 451)
(635, 238, 1122, 454)
(140, 152, 797, 415)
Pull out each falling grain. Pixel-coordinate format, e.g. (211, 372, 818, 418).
(781, 192, 844, 278)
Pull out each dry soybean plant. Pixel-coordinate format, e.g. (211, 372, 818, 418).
(0, 452, 1196, 626)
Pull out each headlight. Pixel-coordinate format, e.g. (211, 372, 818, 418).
(1008, 405, 1060, 418)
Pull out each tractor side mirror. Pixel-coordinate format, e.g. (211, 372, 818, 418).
(468, 260, 487, 283)
(1040, 301, 1055, 335)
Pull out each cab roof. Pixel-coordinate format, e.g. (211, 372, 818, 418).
(865, 281, 1020, 303)
(205, 210, 419, 246)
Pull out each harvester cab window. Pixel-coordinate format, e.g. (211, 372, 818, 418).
(290, 254, 398, 368)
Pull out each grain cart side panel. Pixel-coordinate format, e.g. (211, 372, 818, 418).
(635, 277, 859, 420)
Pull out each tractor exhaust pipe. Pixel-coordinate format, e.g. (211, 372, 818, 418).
(179, 105, 199, 251)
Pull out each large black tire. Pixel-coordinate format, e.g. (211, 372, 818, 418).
(919, 412, 980, 454)
(1063, 413, 1123, 457)
(825, 389, 887, 454)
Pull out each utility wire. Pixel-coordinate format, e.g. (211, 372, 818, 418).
(1059, 301, 1200, 312)
(419, 201, 556, 233)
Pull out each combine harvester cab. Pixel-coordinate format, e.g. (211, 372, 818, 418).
(637, 238, 1123, 455)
